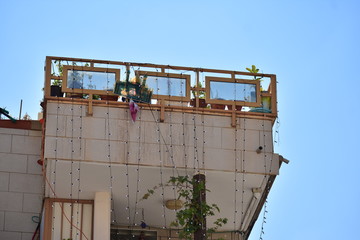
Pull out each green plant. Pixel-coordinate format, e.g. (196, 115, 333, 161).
(191, 82, 205, 99)
(246, 65, 263, 81)
(142, 175, 227, 240)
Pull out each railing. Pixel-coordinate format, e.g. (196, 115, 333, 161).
(44, 56, 277, 124)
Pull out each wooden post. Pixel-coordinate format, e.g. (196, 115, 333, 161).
(193, 173, 206, 240)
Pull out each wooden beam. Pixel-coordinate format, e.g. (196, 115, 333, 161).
(160, 100, 165, 122)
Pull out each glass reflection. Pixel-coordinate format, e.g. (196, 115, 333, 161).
(210, 81, 257, 102)
(67, 70, 116, 91)
(145, 76, 186, 97)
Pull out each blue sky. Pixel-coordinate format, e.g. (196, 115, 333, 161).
(1, 0, 360, 239)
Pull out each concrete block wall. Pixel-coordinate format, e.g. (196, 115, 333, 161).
(44, 102, 278, 175)
(0, 127, 43, 240)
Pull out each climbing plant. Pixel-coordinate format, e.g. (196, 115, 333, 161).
(142, 175, 228, 240)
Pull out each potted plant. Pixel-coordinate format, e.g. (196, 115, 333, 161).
(190, 82, 207, 108)
(142, 175, 227, 240)
(114, 72, 152, 103)
(246, 65, 271, 113)
(50, 79, 63, 97)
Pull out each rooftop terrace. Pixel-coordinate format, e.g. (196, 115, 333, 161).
(44, 56, 277, 126)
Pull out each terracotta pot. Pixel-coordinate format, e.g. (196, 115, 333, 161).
(190, 98, 207, 108)
(211, 104, 226, 110)
(227, 105, 242, 111)
(50, 85, 63, 97)
(100, 95, 119, 101)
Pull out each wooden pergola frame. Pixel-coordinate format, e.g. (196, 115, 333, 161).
(62, 65, 120, 96)
(44, 56, 278, 126)
(205, 76, 261, 107)
(135, 70, 191, 102)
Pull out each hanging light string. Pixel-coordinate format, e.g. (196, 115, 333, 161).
(233, 72, 239, 230)
(125, 106, 131, 226)
(131, 66, 144, 227)
(51, 61, 61, 237)
(274, 117, 280, 145)
(200, 71, 206, 171)
(240, 82, 247, 233)
(105, 64, 117, 225)
(74, 80, 85, 239)
(259, 200, 268, 240)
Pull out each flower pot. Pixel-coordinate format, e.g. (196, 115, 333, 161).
(211, 103, 226, 110)
(100, 95, 119, 101)
(50, 85, 63, 97)
(114, 82, 152, 103)
(190, 98, 207, 108)
(227, 105, 242, 111)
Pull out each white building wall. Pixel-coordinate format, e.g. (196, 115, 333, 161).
(0, 127, 43, 240)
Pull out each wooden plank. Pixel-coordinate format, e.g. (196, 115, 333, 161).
(231, 110, 236, 127)
(42, 198, 53, 240)
(160, 100, 165, 122)
(45, 57, 52, 98)
(46, 56, 276, 78)
(270, 75, 277, 114)
(88, 97, 93, 116)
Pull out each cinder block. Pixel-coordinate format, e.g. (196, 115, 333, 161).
(239, 118, 273, 131)
(82, 117, 106, 139)
(11, 135, 41, 155)
(0, 153, 27, 173)
(204, 115, 231, 128)
(9, 173, 43, 194)
(92, 105, 127, 119)
(105, 119, 126, 141)
(0, 134, 11, 153)
(0, 128, 28, 136)
(44, 136, 84, 160)
(0, 211, 4, 230)
(243, 152, 279, 175)
(28, 130, 42, 137)
(243, 129, 260, 152)
(46, 102, 86, 117)
(259, 131, 274, 153)
(44, 114, 66, 137)
(22, 193, 42, 213)
(26, 155, 42, 175)
(4, 212, 38, 232)
(21, 232, 34, 240)
(0, 192, 23, 211)
(84, 139, 123, 163)
(204, 148, 235, 171)
(221, 128, 236, 149)
(0, 172, 9, 191)
(0, 231, 21, 240)
(140, 109, 160, 123)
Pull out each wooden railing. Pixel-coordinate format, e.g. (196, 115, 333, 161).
(44, 56, 277, 125)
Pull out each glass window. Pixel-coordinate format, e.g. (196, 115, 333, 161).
(209, 81, 257, 102)
(144, 75, 187, 97)
(67, 70, 117, 91)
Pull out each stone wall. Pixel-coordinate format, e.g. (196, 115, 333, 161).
(0, 126, 43, 240)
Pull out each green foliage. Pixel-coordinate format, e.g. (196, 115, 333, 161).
(246, 65, 262, 81)
(192, 82, 205, 99)
(141, 175, 227, 240)
(246, 65, 259, 74)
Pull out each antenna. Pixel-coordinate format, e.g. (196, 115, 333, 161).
(19, 99, 23, 119)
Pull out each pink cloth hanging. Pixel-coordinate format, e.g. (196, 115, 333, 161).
(129, 100, 139, 122)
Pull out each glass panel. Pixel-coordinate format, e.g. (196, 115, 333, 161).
(67, 70, 116, 91)
(209, 81, 257, 102)
(144, 75, 186, 97)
